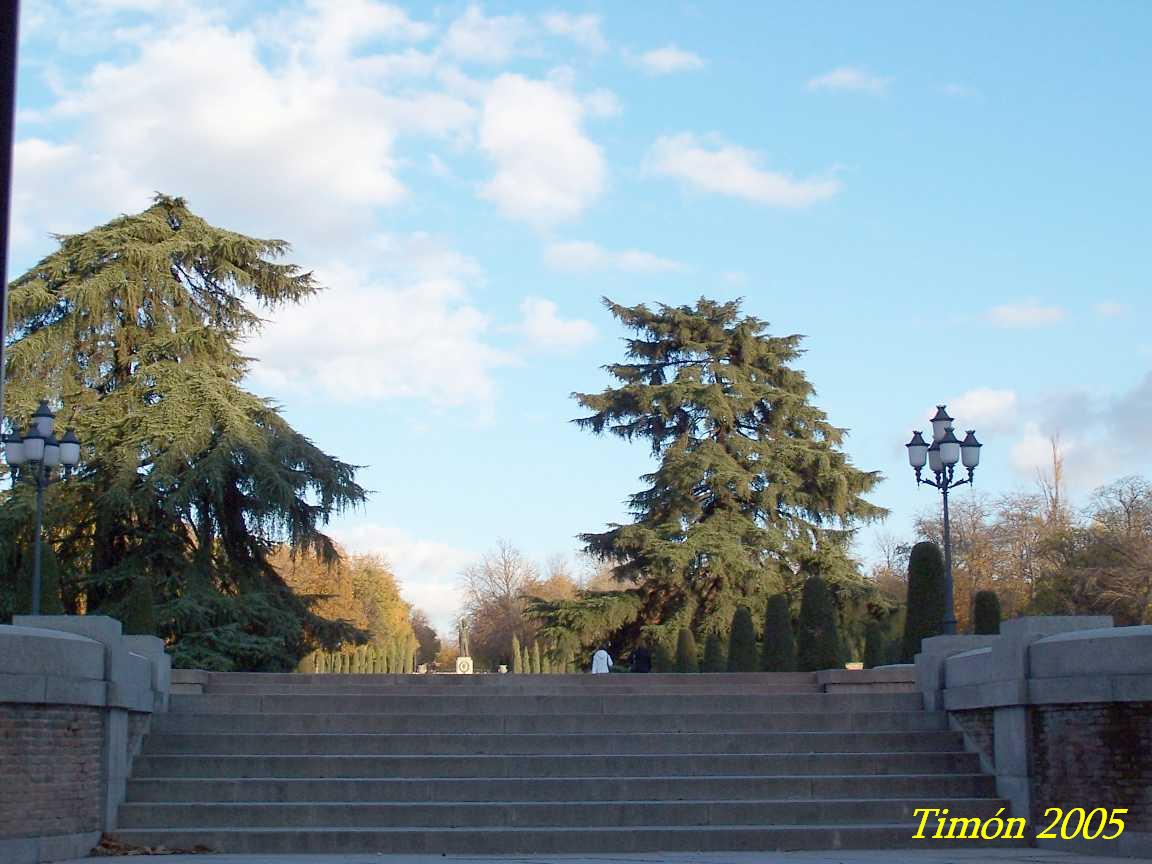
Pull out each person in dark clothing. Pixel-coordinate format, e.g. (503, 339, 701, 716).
(630, 644, 652, 673)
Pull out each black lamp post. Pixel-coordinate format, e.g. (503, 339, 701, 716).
(3, 400, 83, 615)
(905, 405, 982, 636)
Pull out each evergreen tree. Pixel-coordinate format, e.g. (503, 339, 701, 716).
(901, 541, 948, 661)
(796, 576, 841, 671)
(1, 196, 365, 670)
(122, 575, 156, 636)
(675, 628, 699, 673)
(573, 298, 884, 637)
(760, 593, 797, 671)
(531, 642, 542, 674)
(521, 645, 531, 674)
(727, 606, 758, 672)
(863, 620, 886, 669)
(973, 590, 1002, 635)
(511, 634, 522, 673)
(702, 630, 726, 672)
(652, 639, 675, 672)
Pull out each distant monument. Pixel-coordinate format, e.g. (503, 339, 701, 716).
(456, 617, 473, 674)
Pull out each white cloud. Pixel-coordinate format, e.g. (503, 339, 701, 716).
(478, 74, 605, 227)
(583, 88, 622, 118)
(540, 12, 606, 54)
(945, 388, 1019, 434)
(331, 522, 474, 636)
(646, 133, 840, 207)
(441, 4, 532, 66)
(518, 298, 597, 350)
(807, 66, 890, 95)
(247, 234, 516, 407)
(986, 299, 1067, 329)
(544, 240, 685, 274)
(638, 44, 705, 75)
(938, 82, 978, 99)
(1094, 301, 1130, 318)
(1004, 374, 1152, 493)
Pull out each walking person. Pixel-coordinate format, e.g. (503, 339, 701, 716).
(591, 644, 613, 674)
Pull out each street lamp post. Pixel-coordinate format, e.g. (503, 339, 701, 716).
(3, 400, 83, 615)
(905, 405, 982, 636)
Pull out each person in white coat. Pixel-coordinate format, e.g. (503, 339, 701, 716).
(591, 645, 613, 673)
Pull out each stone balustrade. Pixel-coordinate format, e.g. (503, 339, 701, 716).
(0, 615, 171, 864)
(913, 616, 1152, 859)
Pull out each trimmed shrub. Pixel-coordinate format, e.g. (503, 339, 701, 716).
(702, 630, 726, 672)
(511, 634, 522, 672)
(122, 575, 155, 636)
(901, 541, 948, 661)
(675, 628, 699, 673)
(727, 607, 758, 672)
(761, 594, 797, 672)
(973, 590, 1002, 635)
(652, 639, 675, 673)
(796, 575, 840, 672)
(531, 642, 542, 674)
(863, 621, 886, 670)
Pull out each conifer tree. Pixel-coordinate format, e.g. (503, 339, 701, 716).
(863, 620, 886, 669)
(727, 606, 758, 671)
(796, 575, 841, 671)
(1, 195, 365, 670)
(521, 645, 531, 674)
(973, 590, 1001, 635)
(675, 628, 699, 673)
(761, 593, 797, 671)
(901, 542, 947, 661)
(511, 634, 522, 673)
(652, 639, 675, 672)
(702, 630, 726, 672)
(531, 642, 542, 674)
(573, 298, 884, 636)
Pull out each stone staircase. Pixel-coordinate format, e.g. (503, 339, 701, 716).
(114, 671, 1013, 854)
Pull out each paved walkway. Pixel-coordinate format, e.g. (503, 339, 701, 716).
(57, 849, 1141, 864)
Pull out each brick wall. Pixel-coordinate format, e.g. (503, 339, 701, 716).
(951, 707, 995, 769)
(1031, 702, 1152, 832)
(0, 704, 104, 838)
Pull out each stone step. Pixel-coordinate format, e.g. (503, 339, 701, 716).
(169, 691, 923, 715)
(204, 684, 826, 695)
(141, 730, 965, 757)
(131, 750, 982, 779)
(125, 772, 997, 803)
(108, 823, 1024, 854)
(203, 672, 820, 687)
(116, 796, 1006, 830)
(152, 709, 949, 735)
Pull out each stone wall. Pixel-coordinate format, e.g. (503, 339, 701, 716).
(0, 616, 170, 864)
(916, 617, 1152, 858)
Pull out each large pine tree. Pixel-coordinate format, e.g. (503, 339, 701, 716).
(1, 195, 366, 670)
(573, 298, 885, 635)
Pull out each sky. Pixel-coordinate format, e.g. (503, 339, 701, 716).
(10, 0, 1152, 636)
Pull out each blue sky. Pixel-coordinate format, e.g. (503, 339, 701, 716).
(11, 1, 1151, 634)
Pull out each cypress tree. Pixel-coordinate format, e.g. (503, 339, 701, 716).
(702, 630, 726, 673)
(122, 575, 156, 636)
(760, 594, 797, 672)
(973, 590, 1002, 635)
(675, 628, 699, 673)
(727, 606, 758, 672)
(521, 645, 531, 674)
(511, 634, 522, 673)
(863, 620, 886, 669)
(796, 576, 840, 671)
(652, 639, 675, 672)
(901, 541, 948, 661)
(531, 642, 542, 674)
(574, 298, 885, 636)
(1, 195, 366, 671)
